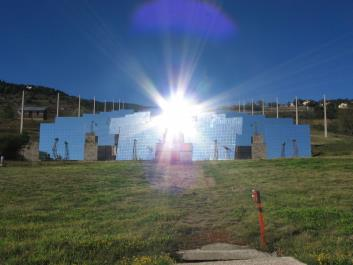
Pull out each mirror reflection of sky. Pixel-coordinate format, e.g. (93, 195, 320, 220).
(1, 0, 353, 105)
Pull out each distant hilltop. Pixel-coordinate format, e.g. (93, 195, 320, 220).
(0, 80, 147, 121)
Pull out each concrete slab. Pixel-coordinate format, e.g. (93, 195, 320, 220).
(201, 243, 249, 251)
(177, 249, 271, 261)
(178, 257, 306, 265)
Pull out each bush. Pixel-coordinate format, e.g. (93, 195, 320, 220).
(0, 103, 15, 119)
(338, 109, 353, 135)
(0, 133, 30, 160)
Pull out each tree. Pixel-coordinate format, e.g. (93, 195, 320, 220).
(337, 109, 353, 135)
(0, 133, 30, 160)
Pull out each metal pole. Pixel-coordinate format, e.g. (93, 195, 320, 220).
(238, 100, 241, 112)
(250, 99, 253, 115)
(276, 97, 279, 119)
(243, 101, 246, 113)
(118, 99, 121, 110)
(78, 95, 81, 117)
(262, 100, 265, 115)
(56, 92, 60, 117)
(93, 96, 96, 115)
(324, 95, 327, 138)
(20, 90, 24, 134)
(295, 96, 298, 125)
(104, 100, 106, 112)
(112, 99, 115, 111)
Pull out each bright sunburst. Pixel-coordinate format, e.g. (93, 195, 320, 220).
(153, 91, 203, 144)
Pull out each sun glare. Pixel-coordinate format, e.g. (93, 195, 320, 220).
(155, 92, 201, 143)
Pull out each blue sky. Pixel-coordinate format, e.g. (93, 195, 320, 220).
(1, 0, 353, 105)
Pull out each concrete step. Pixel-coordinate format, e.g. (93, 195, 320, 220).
(177, 249, 271, 261)
(178, 257, 306, 265)
(200, 243, 250, 251)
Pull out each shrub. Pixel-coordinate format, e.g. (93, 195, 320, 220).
(0, 133, 30, 160)
(338, 109, 353, 135)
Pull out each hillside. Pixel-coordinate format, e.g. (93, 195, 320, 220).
(0, 80, 146, 139)
(1, 159, 353, 264)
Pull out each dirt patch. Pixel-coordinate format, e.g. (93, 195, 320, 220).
(177, 228, 247, 250)
(144, 162, 215, 192)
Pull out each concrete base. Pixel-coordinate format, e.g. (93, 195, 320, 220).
(179, 257, 306, 265)
(177, 243, 306, 265)
(177, 249, 270, 261)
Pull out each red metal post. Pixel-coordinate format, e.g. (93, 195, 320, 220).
(252, 189, 267, 248)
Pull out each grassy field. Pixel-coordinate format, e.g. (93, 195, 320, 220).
(311, 129, 353, 157)
(1, 159, 353, 265)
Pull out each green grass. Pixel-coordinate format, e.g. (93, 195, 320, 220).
(1, 159, 353, 265)
(311, 129, 353, 157)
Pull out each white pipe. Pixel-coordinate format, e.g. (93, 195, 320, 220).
(56, 92, 60, 117)
(324, 95, 327, 138)
(295, 96, 298, 125)
(20, 90, 24, 134)
(78, 95, 81, 117)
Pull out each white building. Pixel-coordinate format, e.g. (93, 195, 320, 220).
(338, 103, 348, 109)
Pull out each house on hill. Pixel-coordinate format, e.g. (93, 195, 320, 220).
(18, 106, 48, 120)
(338, 103, 348, 109)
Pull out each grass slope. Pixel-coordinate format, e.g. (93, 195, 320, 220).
(311, 129, 353, 157)
(1, 159, 353, 265)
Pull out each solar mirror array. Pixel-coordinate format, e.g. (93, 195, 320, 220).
(39, 110, 311, 161)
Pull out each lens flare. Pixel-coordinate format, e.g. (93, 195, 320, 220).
(131, 0, 237, 40)
(153, 91, 202, 144)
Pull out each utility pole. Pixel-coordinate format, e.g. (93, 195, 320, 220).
(56, 92, 60, 117)
(262, 100, 265, 115)
(250, 99, 254, 115)
(78, 95, 81, 117)
(276, 97, 279, 119)
(93, 96, 96, 115)
(324, 94, 328, 138)
(20, 90, 24, 134)
(104, 100, 107, 112)
(295, 96, 298, 125)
